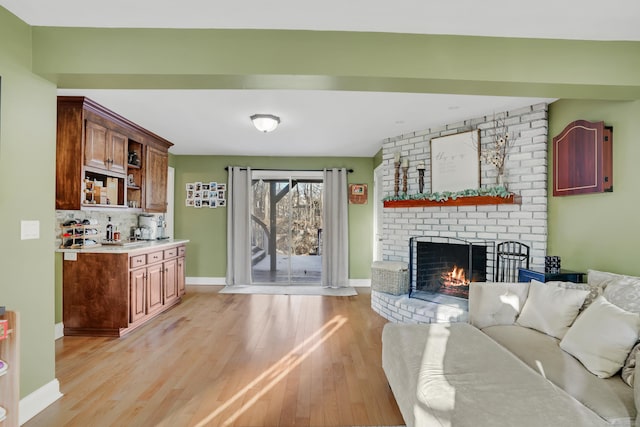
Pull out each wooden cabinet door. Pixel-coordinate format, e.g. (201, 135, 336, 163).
(177, 256, 186, 296)
(85, 120, 109, 170)
(130, 268, 147, 323)
(145, 145, 169, 212)
(164, 259, 178, 304)
(108, 130, 128, 174)
(146, 263, 164, 314)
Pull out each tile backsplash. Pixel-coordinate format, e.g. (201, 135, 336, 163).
(55, 210, 164, 248)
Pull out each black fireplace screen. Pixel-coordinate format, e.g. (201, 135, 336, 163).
(409, 237, 493, 300)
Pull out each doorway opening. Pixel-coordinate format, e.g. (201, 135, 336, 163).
(250, 170, 323, 284)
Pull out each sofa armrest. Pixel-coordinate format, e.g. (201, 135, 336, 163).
(468, 281, 530, 329)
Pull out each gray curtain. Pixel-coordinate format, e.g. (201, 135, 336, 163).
(322, 168, 349, 288)
(226, 166, 252, 286)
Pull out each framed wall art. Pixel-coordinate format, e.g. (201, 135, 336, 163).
(430, 130, 480, 193)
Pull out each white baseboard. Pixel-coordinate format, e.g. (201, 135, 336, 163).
(349, 279, 371, 287)
(186, 277, 370, 287)
(186, 276, 226, 286)
(54, 322, 64, 340)
(20, 379, 63, 425)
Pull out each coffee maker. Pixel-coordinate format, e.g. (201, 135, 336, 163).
(138, 214, 158, 240)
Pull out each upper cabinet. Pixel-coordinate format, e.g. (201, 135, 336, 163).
(84, 120, 127, 175)
(56, 97, 173, 212)
(552, 119, 613, 197)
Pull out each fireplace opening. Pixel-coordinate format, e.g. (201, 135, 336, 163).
(409, 237, 493, 302)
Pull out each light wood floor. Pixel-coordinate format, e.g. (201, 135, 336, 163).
(25, 287, 404, 427)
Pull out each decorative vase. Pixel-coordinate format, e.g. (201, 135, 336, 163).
(497, 173, 507, 189)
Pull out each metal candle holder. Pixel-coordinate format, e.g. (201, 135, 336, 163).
(394, 161, 401, 197)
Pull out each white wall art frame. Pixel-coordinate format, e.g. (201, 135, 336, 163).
(430, 129, 480, 192)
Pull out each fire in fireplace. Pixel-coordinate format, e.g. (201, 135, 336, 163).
(409, 237, 492, 301)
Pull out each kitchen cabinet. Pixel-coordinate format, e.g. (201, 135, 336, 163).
(62, 241, 187, 337)
(145, 145, 169, 212)
(177, 254, 186, 297)
(85, 120, 127, 175)
(0, 311, 19, 426)
(56, 96, 173, 211)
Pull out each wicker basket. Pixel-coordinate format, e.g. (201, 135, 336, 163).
(371, 261, 409, 295)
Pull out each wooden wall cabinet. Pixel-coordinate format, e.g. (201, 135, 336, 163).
(553, 120, 613, 196)
(57, 96, 173, 212)
(84, 120, 127, 175)
(63, 243, 186, 337)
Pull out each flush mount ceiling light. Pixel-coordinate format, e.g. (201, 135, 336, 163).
(250, 114, 280, 133)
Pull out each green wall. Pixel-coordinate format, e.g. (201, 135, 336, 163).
(173, 156, 376, 280)
(548, 99, 640, 275)
(0, 8, 57, 397)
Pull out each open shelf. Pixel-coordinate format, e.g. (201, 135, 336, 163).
(383, 194, 521, 208)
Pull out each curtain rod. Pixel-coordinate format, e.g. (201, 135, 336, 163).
(224, 167, 354, 173)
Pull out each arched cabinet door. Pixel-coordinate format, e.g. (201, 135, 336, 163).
(552, 119, 613, 196)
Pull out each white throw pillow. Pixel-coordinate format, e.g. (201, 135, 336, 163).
(560, 296, 640, 378)
(516, 279, 589, 339)
(468, 282, 530, 329)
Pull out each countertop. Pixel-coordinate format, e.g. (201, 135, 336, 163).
(57, 239, 189, 254)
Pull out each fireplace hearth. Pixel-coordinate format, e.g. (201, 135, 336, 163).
(409, 237, 494, 303)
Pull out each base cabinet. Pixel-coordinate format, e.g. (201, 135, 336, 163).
(63, 243, 187, 337)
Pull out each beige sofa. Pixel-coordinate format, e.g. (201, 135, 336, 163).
(382, 273, 640, 427)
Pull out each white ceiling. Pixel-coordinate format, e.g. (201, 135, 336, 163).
(4, 0, 639, 156)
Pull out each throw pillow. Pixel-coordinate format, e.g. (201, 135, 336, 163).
(516, 279, 589, 339)
(622, 342, 640, 387)
(588, 269, 627, 289)
(603, 276, 640, 314)
(468, 282, 530, 329)
(545, 280, 601, 311)
(560, 296, 640, 378)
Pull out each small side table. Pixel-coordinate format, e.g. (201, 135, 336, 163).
(518, 267, 585, 284)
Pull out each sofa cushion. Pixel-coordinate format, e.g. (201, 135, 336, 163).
(560, 296, 640, 379)
(604, 277, 640, 314)
(516, 279, 589, 339)
(383, 322, 608, 427)
(484, 324, 636, 426)
(589, 269, 628, 289)
(546, 280, 602, 311)
(468, 282, 529, 329)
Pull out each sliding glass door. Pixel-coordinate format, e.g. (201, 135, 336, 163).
(250, 171, 323, 284)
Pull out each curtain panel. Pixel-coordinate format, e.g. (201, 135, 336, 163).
(322, 168, 349, 288)
(226, 166, 252, 286)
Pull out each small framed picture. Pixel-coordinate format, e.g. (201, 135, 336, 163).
(194, 190, 202, 199)
(186, 199, 195, 207)
(209, 199, 217, 208)
(209, 190, 217, 199)
(218, 199, 226, 207)
(210, 182, 218, 191)
(202, 191, 209, 199)
(195, 182, 202, 191)
(195, 199, 202, 208)
(217, 183, 226, 191)
(187, 190, 194, 199)
(202, 183, 210, 191)
(186, 183, 195, 191)
(202, 199, 210, 207)
(218, 190, 226, 200)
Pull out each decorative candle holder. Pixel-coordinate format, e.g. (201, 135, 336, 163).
(394, 161, 401, 197)
(417, 161, 425, 193)
(402, 165, 408, 194)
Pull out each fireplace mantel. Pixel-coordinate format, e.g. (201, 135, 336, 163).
(383, 194, 521, 208)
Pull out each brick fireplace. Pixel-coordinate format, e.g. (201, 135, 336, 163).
(372, 103, 548, 324)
